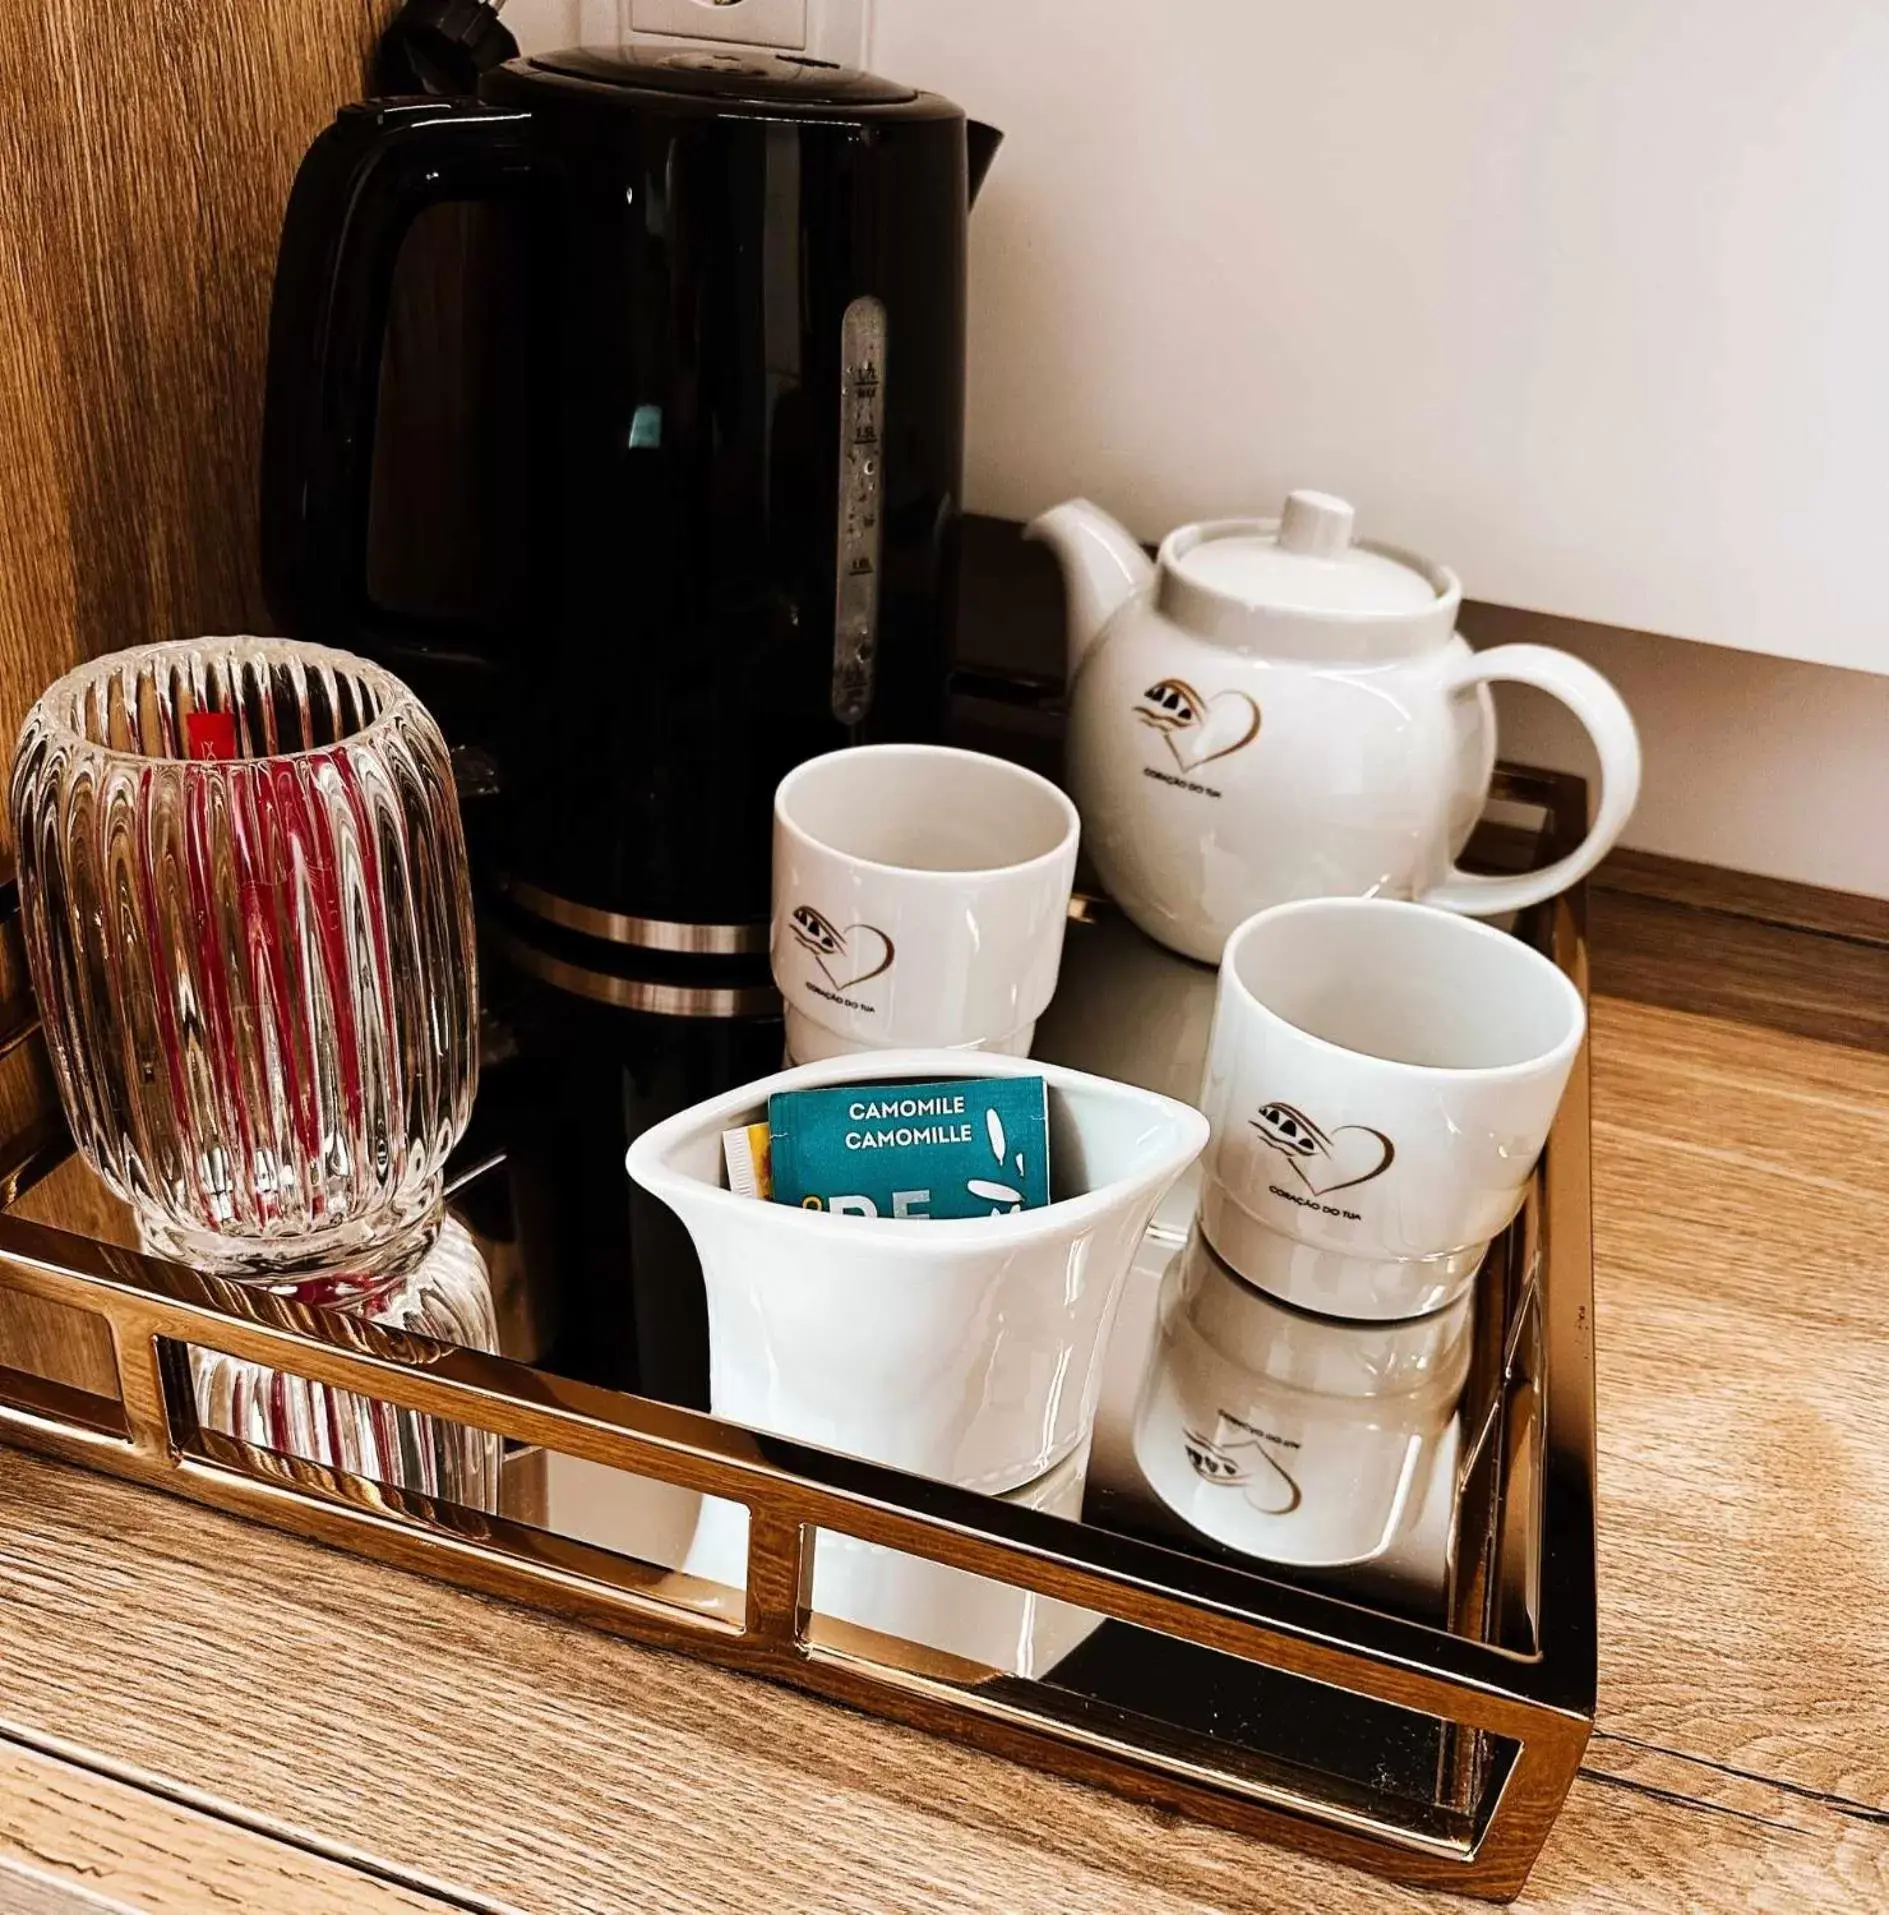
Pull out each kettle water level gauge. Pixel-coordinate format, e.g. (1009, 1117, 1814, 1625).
(832, 295, 887, 725)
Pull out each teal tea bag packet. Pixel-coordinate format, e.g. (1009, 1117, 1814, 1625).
(765, 1076, 1051, 1218)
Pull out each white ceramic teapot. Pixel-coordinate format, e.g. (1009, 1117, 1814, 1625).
(1027, 490, 1641, 963)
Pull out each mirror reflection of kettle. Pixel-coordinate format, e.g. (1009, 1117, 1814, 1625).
(260, 45, 1000, 959)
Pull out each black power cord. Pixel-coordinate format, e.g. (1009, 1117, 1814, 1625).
(372, 0, 519, 98)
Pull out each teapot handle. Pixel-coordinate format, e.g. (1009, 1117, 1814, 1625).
(1420, 644, 1642, 916)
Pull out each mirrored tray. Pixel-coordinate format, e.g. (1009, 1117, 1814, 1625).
(0, 759, 1595, 1903)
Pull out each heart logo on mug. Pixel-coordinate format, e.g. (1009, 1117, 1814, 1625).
(1183, 1413, 1304, 1516)
(1135, 678, 1262, 773)
(1250, 1100, 1395, 1198)
(790, 904, 895, 995)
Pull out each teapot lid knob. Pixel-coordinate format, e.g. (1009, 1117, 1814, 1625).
(1277, 490, 1355, 559)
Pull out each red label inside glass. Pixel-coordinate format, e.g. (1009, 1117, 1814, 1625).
(185, 711, 238, 761)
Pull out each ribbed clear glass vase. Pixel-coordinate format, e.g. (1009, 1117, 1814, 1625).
(10, 637, 478, 1286)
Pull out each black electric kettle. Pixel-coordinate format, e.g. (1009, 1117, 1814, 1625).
(262, 46, 999, 955)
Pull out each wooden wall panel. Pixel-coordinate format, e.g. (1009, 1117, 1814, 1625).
(0, 1, 392, 1299)
(0, 0, 391, 759)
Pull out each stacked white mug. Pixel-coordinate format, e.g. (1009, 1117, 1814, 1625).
(1133, 896, 1587, 1568)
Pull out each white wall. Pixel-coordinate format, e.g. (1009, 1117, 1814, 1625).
(875, 0, 1889, 678)
(503, 0, 602, 47)
(868, 0, 1889, 896)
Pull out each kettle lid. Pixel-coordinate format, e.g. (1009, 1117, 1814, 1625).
(523, 45, 921, 109)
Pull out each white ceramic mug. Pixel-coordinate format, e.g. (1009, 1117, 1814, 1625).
(1132, 1229, 1473, 1567)
(625, 1049, 1208, 1492)
(772, 745, 1080, 1063)
(1198, 898, 1585, 1320)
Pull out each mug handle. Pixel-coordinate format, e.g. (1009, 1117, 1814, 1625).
(1420, 644, 1643, 916)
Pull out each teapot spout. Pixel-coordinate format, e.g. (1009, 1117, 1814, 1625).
(1024, 499, 1155, 682)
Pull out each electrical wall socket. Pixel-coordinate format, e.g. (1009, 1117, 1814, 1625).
(630, 0, 804, 50)
(623, 0, 870, 65)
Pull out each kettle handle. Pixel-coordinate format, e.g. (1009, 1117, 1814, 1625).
(259, 98, 532, 715)
(1421, 644, 1643, 916)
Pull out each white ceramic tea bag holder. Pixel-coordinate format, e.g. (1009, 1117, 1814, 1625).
(625, 1049, 1208, 1493)
(1132, 1229, 1474, 1568)
(1198, 897, 1586, 1321)
(772, 745, 1080, 1064)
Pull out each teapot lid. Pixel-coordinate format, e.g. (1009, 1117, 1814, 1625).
(1157, 491, 1461, 660)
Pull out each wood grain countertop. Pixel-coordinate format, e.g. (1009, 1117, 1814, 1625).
(1, 864, 1887, 1914)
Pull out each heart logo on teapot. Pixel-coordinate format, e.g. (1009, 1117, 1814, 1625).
(1250, 1100, 1395, 1198)
(789, 905, 895, 995)
(1135, 678, 1262, 773)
